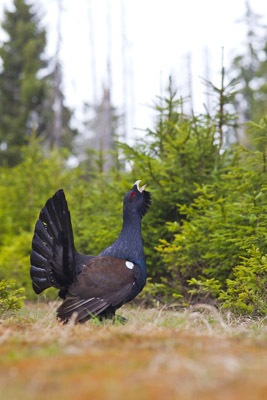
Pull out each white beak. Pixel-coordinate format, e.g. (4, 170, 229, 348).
(134, 180, 147, 193)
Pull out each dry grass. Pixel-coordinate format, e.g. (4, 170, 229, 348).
(0, 302, 266, 400)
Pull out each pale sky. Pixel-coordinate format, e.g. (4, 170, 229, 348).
(1, 0, 267, 142)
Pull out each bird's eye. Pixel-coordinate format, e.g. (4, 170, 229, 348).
(131, 191, 136, 199)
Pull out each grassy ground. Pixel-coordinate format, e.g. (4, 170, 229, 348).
(0, 302, 266, 400)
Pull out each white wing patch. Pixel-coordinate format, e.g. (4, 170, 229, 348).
(125, 261, 134, 269)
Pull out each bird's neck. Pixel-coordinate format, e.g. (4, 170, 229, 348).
(118, 214, 147, 284)
(117, 213, 145, 259)
(100, 212, 145, 261)
(120, 212, 142, 237)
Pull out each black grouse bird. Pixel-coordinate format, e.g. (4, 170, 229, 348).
(30, 180, 151, 323)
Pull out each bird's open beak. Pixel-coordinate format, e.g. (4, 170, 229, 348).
(134, 180, 147, 193)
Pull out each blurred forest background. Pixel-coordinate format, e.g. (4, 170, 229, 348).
(0, 0, 267, 316)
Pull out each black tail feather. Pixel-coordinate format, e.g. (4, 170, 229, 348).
(30, 250, 51, 270)
(39, 206, 57, 238)
(34, 220, 53, 247)
(30, 189, 76, 295)
(32, 232, 53, 260)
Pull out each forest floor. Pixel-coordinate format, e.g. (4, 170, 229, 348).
(0, 302, 266, 400)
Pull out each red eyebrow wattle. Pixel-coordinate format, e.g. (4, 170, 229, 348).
(131, 191, 135, 199)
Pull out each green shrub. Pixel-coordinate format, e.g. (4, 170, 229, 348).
(157, 145, 267, 314)
(68, 172, 128, 257)
(0, 279, 25, 316)
(219, 247, 267, 316)
(0, 232, 33, 297)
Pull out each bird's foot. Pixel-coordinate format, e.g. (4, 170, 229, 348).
(113, 314, 128, 325)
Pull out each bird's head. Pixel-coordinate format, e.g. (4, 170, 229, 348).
(123, 180, 151, 219)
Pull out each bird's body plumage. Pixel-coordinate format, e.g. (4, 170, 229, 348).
(30, 182, 151, 323)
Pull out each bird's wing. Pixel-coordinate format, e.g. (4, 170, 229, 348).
(56, 256, 135, 323)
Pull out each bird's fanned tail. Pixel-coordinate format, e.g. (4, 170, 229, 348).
(30, 189, 76, 295)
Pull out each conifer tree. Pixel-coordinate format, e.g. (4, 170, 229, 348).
(231, 1, 267, 126)
(0, 0, 48, 165)
(0, 0, 77, 165)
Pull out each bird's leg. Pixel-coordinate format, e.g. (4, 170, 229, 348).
(113, 314, 128, 325)
(98, 309, 115, 321)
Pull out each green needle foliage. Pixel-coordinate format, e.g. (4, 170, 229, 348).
(0, 279, 25, 316)
(157, 144, 267, 315)
(219, 246, 267, 316)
